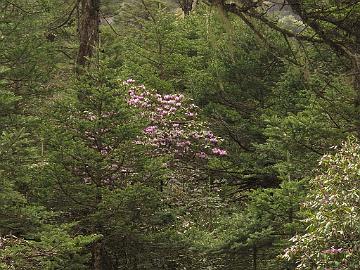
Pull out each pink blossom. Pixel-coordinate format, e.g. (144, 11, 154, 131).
(206, 131, 214, 137)
(192, 133, 202, 139)
(176, 141, 190, 147)
(212, 148, 227, 156)
(196, 152, 207, 159)
(144, 125, 157, 134)
(125, 82, 227, 161)
(322, 247, 344, 254)
(168, 100, 176, 105)
(123, 79, 136, 85)
(128, 98, 139, 105)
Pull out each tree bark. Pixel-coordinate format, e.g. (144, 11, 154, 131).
(92, 240, 103, 270)
(77, 0, 100, 68)
(179, 0, 194, 16)
(253, 246, 257, 270)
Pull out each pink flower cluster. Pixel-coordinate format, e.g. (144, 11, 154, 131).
(122, 78, 136, 85)
(195, 152, 208, 159)
(127, 88, 151, 108)
(322, 247, 344, 255)
(144, 125, 157, 134)
(128, 86, 187, 120)
(212, 148, 227, 156)
(124, 80, 227, 160)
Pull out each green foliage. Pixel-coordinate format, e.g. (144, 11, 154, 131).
(2, 0, 360, 268)
(208, 180, 306, 269)
(0, 225, 98, 270)
(36, 66, 197, 268)
(94, 184, 183, 268)
(283, 138, 360, 269)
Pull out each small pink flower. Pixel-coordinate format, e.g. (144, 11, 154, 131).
(196, 152, 207, 159)
(144, 125, 157, 134)
(212, 148, 227, 156)
(168, 100, 176, 105)
(322, 247, 344, 254)
(176, 141, 191, 148)
(159, 110, 167, 116)
(126, 78, 135, 83)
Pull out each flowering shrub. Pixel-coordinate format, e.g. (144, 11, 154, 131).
(282, 138, 360, 269)
(124, 79, 227, 161)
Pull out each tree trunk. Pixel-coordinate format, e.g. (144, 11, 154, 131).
(92, 240, 103, 270)
(179, 0, 193, 16)
(77, 0, 100, 68)
(253, 246, 257, 270)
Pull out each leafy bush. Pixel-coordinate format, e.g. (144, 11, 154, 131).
(283, 138, 360, 269)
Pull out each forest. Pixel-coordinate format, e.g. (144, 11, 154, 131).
(1, 0, 360, 269)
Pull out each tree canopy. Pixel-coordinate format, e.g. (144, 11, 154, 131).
(1, 0, 360, 269)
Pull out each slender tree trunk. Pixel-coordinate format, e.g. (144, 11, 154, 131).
(77, 0, 100, 68)
(253, 246, 257, 270)
(160, 179, 164, 192)
(179, 0, 193, 16)
(92, 240, 103, 270)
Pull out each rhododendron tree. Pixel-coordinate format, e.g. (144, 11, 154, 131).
(43, 71, 215, 269)
(282, 138, 360, 269)
(124, 79, 227, 162)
